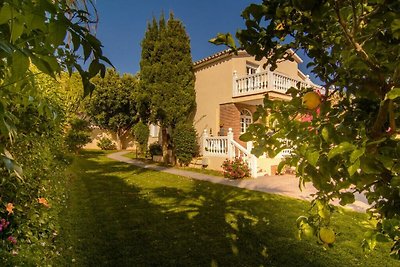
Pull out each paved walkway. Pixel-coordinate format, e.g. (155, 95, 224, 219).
(107, 151, 369, 212)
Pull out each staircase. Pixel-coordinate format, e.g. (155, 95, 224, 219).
(202, 128, 258, 177)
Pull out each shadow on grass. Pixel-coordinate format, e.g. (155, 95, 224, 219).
(59, 151, 398, 267)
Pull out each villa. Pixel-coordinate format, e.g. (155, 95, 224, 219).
(191, 49, 321, 177)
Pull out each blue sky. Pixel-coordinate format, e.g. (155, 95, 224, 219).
(94, 0, 316, 81)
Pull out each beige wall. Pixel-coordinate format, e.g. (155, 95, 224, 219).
(194, 54, 234, 139)
(84, 128, 136, 150)
(193, 50, 304, 142)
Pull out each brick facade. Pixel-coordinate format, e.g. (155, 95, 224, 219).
(219, 103, 257, 146)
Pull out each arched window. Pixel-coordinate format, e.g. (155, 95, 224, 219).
(240, 109, 252, 133)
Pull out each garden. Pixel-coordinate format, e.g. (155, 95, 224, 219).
(55, 151, 399, 266)
(0, 0, 399, 265)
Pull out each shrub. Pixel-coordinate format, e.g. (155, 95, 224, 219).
(222, 157, 251, 179)
(133, 121, 149, 154)
(97, 137, 116, 150)
(65, 117, 92, 152)
(172, 123, 198, 166)
(149, 142, 162, 157)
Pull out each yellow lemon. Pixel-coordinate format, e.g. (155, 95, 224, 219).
(302, 224, 315, 238)
(319, 227, 336, 244)
(302, 91, 321, 110)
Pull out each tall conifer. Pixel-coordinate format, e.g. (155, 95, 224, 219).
(139, 12, 196, 162)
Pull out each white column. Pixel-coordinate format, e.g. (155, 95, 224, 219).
(232, 70, 238, 96)
(306, 75, 312, 88)
(251, 156, 258, 178)
(268, 68, 274, 91)
(227, 128, 233, 158)
(246, 141, 258, 178)
(202, 129, 208, 155)
(246, 141, 253, 153)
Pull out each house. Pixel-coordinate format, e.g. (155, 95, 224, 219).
(193, 49, 321, 177)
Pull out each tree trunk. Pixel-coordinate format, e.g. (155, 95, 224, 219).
(161, 126, 169, 163)
(116, 132, 123, 150)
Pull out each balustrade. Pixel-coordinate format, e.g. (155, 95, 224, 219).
(233, 70, 316, 97)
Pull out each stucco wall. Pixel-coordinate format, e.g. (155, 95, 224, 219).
(194, 51, 304, 143)
(194, 55, 234, 139)
(84, 128, 136, 150)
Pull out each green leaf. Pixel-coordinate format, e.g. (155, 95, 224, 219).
(0, 3, 13, 24)
(363, 231, 377, 250)
(386, 88, 400, 100)
(339, 192, 355, 205)
(375, 233, 391, 243)
(209, 33, 237, 49)
(239, 132, 253, 142)
(71, 32, 81, 52)
(11, 18, 24, 43)
(391, 176, 400, 187)
(12, 50, 29, 76)
(328, 142, 355, 160)
(321, 126, 330, 142)
(306, 150, 319, 167)
(0, 39, 13, 54)
(348, 159, 360, 176)
(391, 19, 400, 39)
(350, 148, 365, 163)
(49, 19, 68, 47)
(88, 59, 101, 78)
(360, 158, 382, 174)
(83, 41, 92, 62)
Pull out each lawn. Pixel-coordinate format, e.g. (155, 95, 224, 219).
(123, 151, 224, 177)
(57, 151, 400, 266)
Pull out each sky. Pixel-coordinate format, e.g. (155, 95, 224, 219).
(94, 0, 317, 82)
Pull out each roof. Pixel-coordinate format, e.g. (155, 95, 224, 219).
(193, 49, 233, 66)
(193, 48, 303, 67)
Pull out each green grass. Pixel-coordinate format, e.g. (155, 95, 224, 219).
(57, 151, 400, 266)
(124, 151, 224, 177)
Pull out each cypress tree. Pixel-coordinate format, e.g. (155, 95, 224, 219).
(139, 12, 196, 163)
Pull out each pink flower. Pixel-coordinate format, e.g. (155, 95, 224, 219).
(7, 236, 17, 245)
(0, 218, 10, 232)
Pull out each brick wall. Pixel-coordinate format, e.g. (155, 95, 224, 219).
(219, 103, 257, 147)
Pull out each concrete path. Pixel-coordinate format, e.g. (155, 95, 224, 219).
(107, 151, 369, 212)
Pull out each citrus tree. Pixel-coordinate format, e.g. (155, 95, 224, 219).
(212, 0, 400, 258)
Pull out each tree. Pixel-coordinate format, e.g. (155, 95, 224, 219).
(212, 0, 400, 258)
(0, 0, 110, 175)
(86, 69, 139, 149)
(173, 123, 198, 166)
(133, 121, 150, 155)
(65, 116, 92, 152)
(139, 13, 196, 163)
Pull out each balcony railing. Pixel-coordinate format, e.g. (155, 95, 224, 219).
(233, 70, 312, 97)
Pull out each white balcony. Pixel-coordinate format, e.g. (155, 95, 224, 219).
(233, 70, 314, 97)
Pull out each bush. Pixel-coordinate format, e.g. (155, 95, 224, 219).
(222, 157, 251, 179)
(97, 137, 116, 150)
(133, 121, 149, 154)
(149, 142, 162, 157)
(173, 123, 198, 166)
(0, 94, 70, 265)
(65, 117, 92, 152)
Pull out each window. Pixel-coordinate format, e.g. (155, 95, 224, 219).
(246, 64, 258, 75)
(150, 124, 159, 138)
(246, 62, 259, 75)
(240, 109, 252, 133)
(246, 63, 259, 90)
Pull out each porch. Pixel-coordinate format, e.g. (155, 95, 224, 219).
(201, 128, 291, 178)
